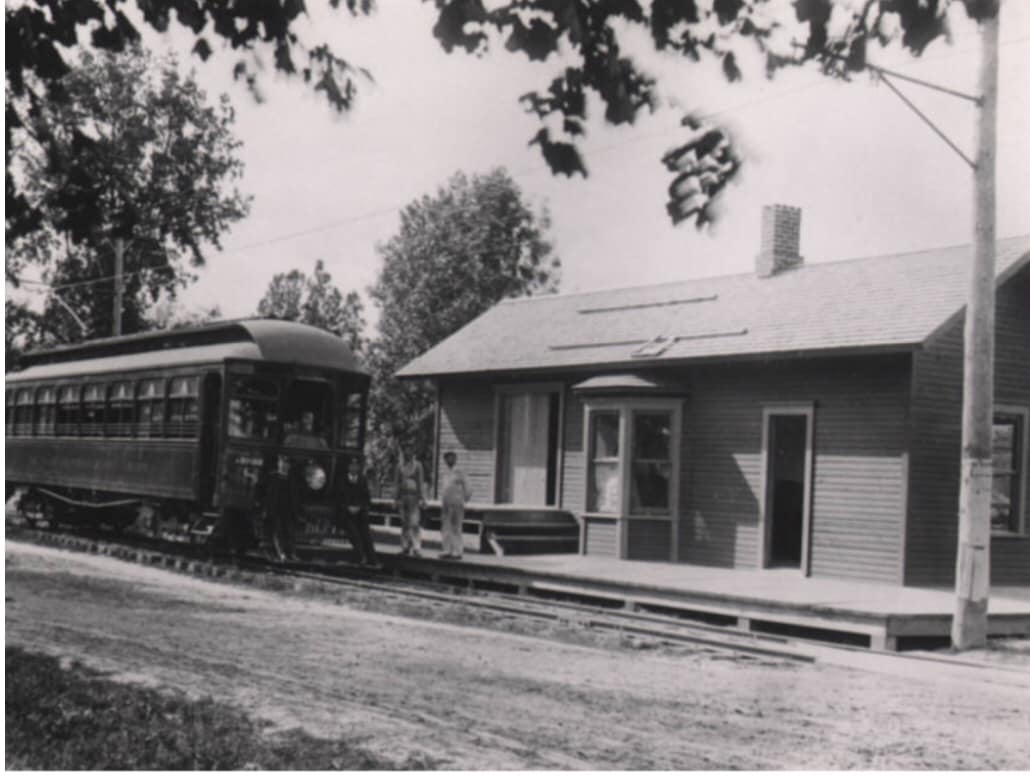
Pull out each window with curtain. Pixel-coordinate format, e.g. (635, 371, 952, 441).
(106, 382, 134, 437)
(167, 376, 200, 438)
(34, 386, 56, 436)
(81, 384, 105, 436)
(496, 389, 561, 506)
(992, 412, 1025, 534)
(56, 385, 81, 436)
(587, 410, 621, 513)
(136, 379, 165, 437)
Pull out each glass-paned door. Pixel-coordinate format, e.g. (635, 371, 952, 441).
(630, 411, 673, 513)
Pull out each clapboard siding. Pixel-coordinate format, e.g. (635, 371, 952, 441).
(680, 356, 909, 583)
(561, 391, 586, 514)
(437, 379, 496, 501)
(584, 517, 618, 557)
(627, 519, 672, 561)
(907, 266, 1030, 585)
(435, 353, 911, 583)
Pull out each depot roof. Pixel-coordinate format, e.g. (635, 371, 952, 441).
(397, 235, 1030, 379)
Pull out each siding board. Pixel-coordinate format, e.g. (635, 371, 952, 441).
(907, 266, 1030, 585)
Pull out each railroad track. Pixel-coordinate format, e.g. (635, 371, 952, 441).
(6, 521, 814, 663)
(10, 521, 1028, 679)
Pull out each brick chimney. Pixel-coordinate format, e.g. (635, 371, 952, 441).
(756, 204, 803, 277)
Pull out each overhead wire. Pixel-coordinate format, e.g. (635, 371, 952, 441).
(9, 33, 1028, 294)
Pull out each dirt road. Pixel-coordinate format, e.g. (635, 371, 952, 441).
(6, 541, 1029, 769)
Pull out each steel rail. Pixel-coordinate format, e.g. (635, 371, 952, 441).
(12, 522, 1027, 674)
(7, 522, 812, 662)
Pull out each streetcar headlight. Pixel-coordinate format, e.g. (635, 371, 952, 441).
(304, 463, 327, 491)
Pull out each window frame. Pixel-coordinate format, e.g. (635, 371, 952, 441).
(992, 405, 1029, 537)
(580, 396, 683, 561)
(166, 375, 200, 438)
(628, 409, 676, 516)
(56, 385, 82, 436)
(33, 386, 57, 436)
(227, 374, 281, 443)
(80, 383, 106, 437)
(6, 389, 14, 435)
(106, 381, 135, 437)
(337, 390, 365, 451)
(759, 402, 816, 575)
(14, 388, 35, 436)
(136, 378, 166, 438)
(492, 382, 565, 508)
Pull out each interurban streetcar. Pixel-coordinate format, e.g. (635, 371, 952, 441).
(5, 319, 369, 550)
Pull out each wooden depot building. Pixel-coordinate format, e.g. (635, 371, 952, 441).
(398, 206, 1030, 587)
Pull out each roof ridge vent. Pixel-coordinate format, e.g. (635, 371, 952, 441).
(579, 294, 718, 314)
(632, 335, 673, 358)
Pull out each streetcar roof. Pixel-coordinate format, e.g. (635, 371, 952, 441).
(7, 318, 365, 383)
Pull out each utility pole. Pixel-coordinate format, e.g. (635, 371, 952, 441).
(952, 2, 1000, 651)
(112, 237, 125, 337)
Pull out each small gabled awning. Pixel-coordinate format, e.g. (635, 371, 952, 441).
(571, 374, 688, 396)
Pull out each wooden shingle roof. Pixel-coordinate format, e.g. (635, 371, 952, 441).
(398, 235, 1030, 379)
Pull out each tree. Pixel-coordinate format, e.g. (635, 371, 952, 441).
(6, 46, 250, 343)
(256, 259, 366, 355)
(366, 168, 560, 489)
(147, 299, 224, 331)
(7, 1, 991, 233)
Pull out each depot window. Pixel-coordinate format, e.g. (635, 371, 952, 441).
(582, 398, 682, 518)
(993, 407, 1029, 535)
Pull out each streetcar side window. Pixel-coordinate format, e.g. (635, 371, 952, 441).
(337, 392, 364, 450)
(5, 390, 14, 435)
(106, 381, 134, 437)
(136, 379, 165, 438)
(56, 385, 81, 436)
(228, 376, 279, 441)
(14, 389, 34, 436)
(81, 384, 105, 436)
(34, 386, 56, 436)
(167, 376, 200, 438)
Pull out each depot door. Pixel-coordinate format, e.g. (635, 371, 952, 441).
(762, 406, 814, 573)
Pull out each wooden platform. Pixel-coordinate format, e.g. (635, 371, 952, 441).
(375, 548, 1030, 651)
(368, 500, 579, 555)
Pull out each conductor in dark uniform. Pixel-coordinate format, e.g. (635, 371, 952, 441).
(336, 457, 379, 568)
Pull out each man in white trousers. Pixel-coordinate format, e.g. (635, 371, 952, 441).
(439, 450, 470, 560)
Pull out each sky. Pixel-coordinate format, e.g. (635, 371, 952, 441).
(125, 2, 1030, 327)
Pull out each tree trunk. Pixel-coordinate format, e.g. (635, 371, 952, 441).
(952, 4, 999, 651)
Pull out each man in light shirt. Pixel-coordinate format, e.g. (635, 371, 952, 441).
(439, 450, 470, 560)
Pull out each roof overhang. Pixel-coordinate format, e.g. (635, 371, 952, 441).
(572, 374, 689, 396)
(398, 342, 920, 382)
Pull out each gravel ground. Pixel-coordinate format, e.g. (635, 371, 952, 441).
(6, 540, 1030, 770)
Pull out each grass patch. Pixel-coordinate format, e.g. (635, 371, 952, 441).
(5, 647, 431, 770)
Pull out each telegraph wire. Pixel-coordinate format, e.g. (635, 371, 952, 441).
(9, 34, 1029, 293)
